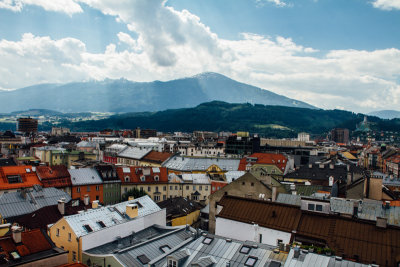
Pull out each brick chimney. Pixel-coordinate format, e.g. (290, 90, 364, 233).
(11, 225, 22, 244)
(58, 198, 66, 215)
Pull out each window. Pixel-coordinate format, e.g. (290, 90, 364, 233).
(277, 239, 283, 245)
(87, 186, 91, 192)
(175, 185, 178, 190)
(137, 255, 150, 264)
(245, 256, 258, 267)
(193, 185, 196, 190)
(83, 224, 93, 233)
(97, 221, 106, 228)
(242, 182, 245, 185)
(77, 187, 80, 193)
(259, 234, 262, 243)
(205, 186, 208, 191)
(240, 245, 251, 254)
(96, 185, 100, 191)
(251, 182, 254, 186)
(163, 195, 166, 200)
(193, 195, 199, 201)
(96, 195, 99, 200)
(186, 185, 189, 190)
(125, 176, 129, 182)
(316, 204, 323, 212)
(170, 185, 173, 190)
(199, 185, 202, 191)
(6, 175, 22, 184)
(72, 251, 77, 262)
(163, 186, 167, 191)
(154, 175, 159, 181)
(203, 237, 213, 244)
(159, 245, 171, 253)
(124, 187, 128, 193)
(168, 259, 177, 267)
(155, 195, 160, 202)
(56, 228, 60, 236)
(148, 186, 151, 192)
(68, 233, 71, 241)
(155, 186, 159, 192)
(308, 203, 315, 211)
(141, 176, 145, 181)
(212, 186, 216, 191)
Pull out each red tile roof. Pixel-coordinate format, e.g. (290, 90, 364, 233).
(0, 229, 53, 261)
(238, 153, 287, 171)
(141, 151, 172, 164)
(0, 165, 42, 190)
(36, 165, 72, 188)
(117, 166, 168, 184)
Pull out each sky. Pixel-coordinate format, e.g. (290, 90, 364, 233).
(0, 0, 399, 113)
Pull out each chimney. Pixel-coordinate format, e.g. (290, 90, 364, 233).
(319, 164, 324, 169)
(92, 200, 99, 209)
(272, 186, 277, 202)
(293, 247, 300, 258)
(126, 203, 138, 219)
(353, 201, 359, 217)
(329, 164, 334, 169)
(11, 225, 22, 244)
(84, 194, 90, 206)
(128, 196, 134, 201)
(58, 198, 66, 215)
(376, 217, 387, 228)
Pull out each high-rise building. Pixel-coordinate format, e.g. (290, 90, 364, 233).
(330, 128, 349, 144)
(17, 117, 38, 133)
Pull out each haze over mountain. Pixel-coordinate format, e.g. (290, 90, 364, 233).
(368, 110, 400, 120)
(0, 73, 315, 113)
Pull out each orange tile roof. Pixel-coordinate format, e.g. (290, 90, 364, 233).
(117, 166, 169, 184)
(0, 165, 42, 190)
(36, 165, 72, 188)
(238, 153, 287, 171)
(141, 151, 172, 164)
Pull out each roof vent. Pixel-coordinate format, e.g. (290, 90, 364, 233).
(335, 256, 342, 261)
(225, 239, 232, 242)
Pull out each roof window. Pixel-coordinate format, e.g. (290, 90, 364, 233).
(202, 237, 214, 245)
(137, 254, 151, 264)
(245, 256, 258, 267)
(240, 245, 251, 254)
(97, 221, 106, 228)
(83, 224, 93, 233)
(159, 245, 171, 253)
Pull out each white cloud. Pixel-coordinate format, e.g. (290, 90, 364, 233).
(255, 0, 289, 7)
(0, 0, 83, 15)
(0, 0, 399, 113)
(372, 0, 400, 10)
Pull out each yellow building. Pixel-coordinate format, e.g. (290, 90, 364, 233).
(48, 196, 166, 263)
(157, 197, 204, 227)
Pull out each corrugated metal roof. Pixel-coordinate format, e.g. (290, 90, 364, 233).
(68, 168, 103, 186)
(64, 195, 161, 237)
(0, 186, 71, 219)
(181, 173, 210, 184)
(284, 249, 369, 267)
(224, 171, 246, 183)
(163, 156, 240, 172)
(117, 147, 151, 160)
(276, 194, 301, 206)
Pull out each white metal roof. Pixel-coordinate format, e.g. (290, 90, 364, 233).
(117, 146, 151, 160)
(63, 195, 161, 237)
(163, 156, 240, 172)
(181, 173, 210, 184)
(68, 168, 103, 186)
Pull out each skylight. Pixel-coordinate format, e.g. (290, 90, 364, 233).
(202, 237, 213, 245)
(240, 245, 251, 254)
(83, 224, 93, 233)
(137, 254, 151, 264)
(160, 245, 171, 253)
(97, 221, 106, 228)
(245, 256, 258, 267)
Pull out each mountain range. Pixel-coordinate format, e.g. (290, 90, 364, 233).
(368, 110, 400, 120)
(0, 72, 315, 113)
(48, 101, 400, 136)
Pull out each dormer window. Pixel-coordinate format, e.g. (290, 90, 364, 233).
(168, 259, 177, 267)
(154, 175, 159, 181)
(125, 176, 130, 182)
(140, 176, 145, 181)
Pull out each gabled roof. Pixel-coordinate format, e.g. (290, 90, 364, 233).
(117, 146, 151, 160)
(94, 165, 120, 182)
(0, 165, 42, 190)
(218, 195, 400, 267)
(0, 229, 63, 265)
(68, 168, 103, 186)
(0, 186, 72, 219)
(238, 153, 287, 171)
(36, 165, 71, 187)
(141, 151, 173, 164)
(116, 166, 168, 184)
(63, 195, 161, 237)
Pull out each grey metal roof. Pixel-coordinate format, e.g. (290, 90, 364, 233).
(85, 225, 176, 255)
(225, 171, 246, 183)
(114, 226, 195, 267)
(163, 156, 240, 172)
(117, 147, 151, 160)
(153, 235, 288, 267)
(0, 186, 71, 219)
(68, 168, 103, 186)
(383, 175, 400, 186)
(77, 141, 97, 148)
(284, 248, 369, 267)
(64, 195, 161, 238)
(181, 174, 210, 184)
(277, 194, 400, 227)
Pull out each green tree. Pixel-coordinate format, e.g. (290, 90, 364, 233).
(122, 187, 147, 201)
